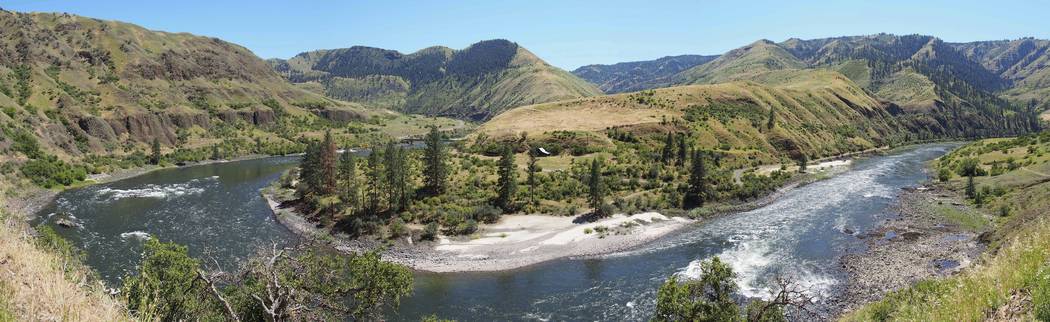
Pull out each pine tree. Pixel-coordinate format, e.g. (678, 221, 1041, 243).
(150, 138, 162, 165)
(338, 150, 359, 212)
(298, 141, 320, 198)
(317, 131, 338, 196)
(966, 175, 976, 199)
(495, 146, 517, 212)
(526, 150, 539, 207)
(422, 126, 448, 196)
(661, 132, 675, 164)
(587, 158, 606, 216)
(383, 143, 412, 213)
(766, 107, 776, 130)
(684, 150, 710, 208)
(676, 134, 688, 167)
(365, 147, 383, 215)
(210, 144, 221, 161)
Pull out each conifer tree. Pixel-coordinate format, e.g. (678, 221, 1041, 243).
(766, 107, 776, 130)
(211, 144, 221, 161)
(150, 138, 162, 165)
(383, 143, 412, 212)
(338, 150, 359, 211)
(676, 134, 688, 167)
(365, 147, 383, 215)
(587, 158, 606, 216)
(684, 150, 710, 208)
(526, 150, 539, 207)
(661, 132, 675, 164)
(317, 131, 338, 195)
(495, 146, 517, 212)
(298, 141, 320, 198)
(422, 126, 448, 196)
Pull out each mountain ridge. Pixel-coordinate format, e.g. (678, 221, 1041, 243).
(270, 39, 601, 120)
(571, 54, 718, 93)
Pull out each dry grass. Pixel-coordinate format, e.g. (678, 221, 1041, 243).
(478, 99, 677, 138)
(0, 210, 129, 321)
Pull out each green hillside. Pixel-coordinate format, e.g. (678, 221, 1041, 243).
(672, 40, 806, 85)
(270, 39, 602, 120)
(480, 69, 905, 164)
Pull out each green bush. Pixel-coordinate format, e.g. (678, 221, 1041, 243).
(21, 155, 87, 188)
(472, 205, 502, 224)
(422, 222, 439, 240)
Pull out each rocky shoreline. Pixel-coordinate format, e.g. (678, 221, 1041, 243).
(831, 184, 988, 316)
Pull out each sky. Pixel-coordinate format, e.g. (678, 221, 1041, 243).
(2, 0, 1048, 70)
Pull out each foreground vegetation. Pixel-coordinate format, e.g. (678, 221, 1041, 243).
(845, 131, 1050, 321)
(0, 208, 127, 321)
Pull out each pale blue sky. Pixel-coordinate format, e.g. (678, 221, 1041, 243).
(3, 0, 1047, 69)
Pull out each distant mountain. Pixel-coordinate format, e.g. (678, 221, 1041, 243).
(571, 54, 717, 93)
(270, 39, 601, 120)
(0, 11, 342, 157)
(662, 34, 1046, 137)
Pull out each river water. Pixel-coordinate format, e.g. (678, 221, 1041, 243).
(35, 144, 955, 321)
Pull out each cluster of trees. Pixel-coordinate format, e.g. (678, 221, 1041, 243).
(294, 127, 455, 236)
(120, 238, 413, 321)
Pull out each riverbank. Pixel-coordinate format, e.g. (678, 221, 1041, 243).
(832, 184, 988, 317)
(263, 155, 859, 273)
(4, 153, 280, 220)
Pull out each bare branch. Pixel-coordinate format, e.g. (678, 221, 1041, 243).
(197, 270, 240, 322)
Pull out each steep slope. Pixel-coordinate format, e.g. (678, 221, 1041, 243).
(951, 38, 1050, 106)
(480, 69, 909, 162)
(672, 40, 806, 85)
(0, 11, 353, 158)
(571, 54, 718, 93)
(271, 39, 601, 120)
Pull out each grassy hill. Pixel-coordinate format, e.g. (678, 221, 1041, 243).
(479, 69, 906, 164)
(572, 54, 718, 93)
(672, 40, 807, 85)
(270, 39, 602, 120)
(0, 11, 467, 193)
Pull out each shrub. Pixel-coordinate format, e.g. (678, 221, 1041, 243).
(21, 155, 87, 188)
(389, 218, 407, 239)
(473, 205, 502, 224)
(422, 222, 438, 240)
(938, 167, 952, 182)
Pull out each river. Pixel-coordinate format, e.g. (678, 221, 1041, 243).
(35, 144, 956, 321)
